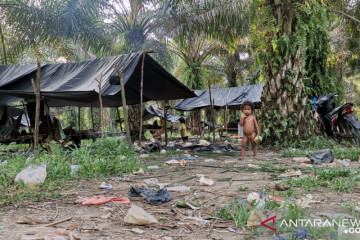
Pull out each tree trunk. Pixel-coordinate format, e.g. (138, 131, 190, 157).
(190, 111, 201, 135)
(0, 23, 7, 65)
(128, 104, 141, 139)
(258, 0, 323, 143)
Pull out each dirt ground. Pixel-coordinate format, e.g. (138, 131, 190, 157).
(1, 146, 359, 240)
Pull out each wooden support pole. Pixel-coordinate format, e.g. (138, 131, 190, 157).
(95, 74, 104, 138)
(116, 107, 123, 132)
(208, 81, 215, 143)
(139, 52, 146, 146)
(164, 101, 168, 146)
(212, 98, 216, 142)
(114, 67, 132, 147)
(225, 104, 228, 135)
(21, 101, 32, 141)
(78, 107, 81, 131)
(31, 54, 41, 152)
(0, 23, 7, 65)
(90, 102, 94, 130)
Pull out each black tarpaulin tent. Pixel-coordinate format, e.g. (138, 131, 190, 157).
(143, 106, 188, 123)
(174, 84, 264, 111)
(0, 52, 196, 107)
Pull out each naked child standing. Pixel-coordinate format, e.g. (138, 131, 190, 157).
(238, 101, 260, 159)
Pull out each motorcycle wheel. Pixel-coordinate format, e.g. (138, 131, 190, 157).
(344, 119, 360, 145)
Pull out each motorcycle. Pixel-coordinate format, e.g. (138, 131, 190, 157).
(313, 92, 360, 145)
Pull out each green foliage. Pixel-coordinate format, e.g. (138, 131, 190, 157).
(217, 201, 253, 228)
(0, 137, 141, 206)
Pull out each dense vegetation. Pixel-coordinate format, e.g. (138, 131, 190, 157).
(0, 0, 359, 142)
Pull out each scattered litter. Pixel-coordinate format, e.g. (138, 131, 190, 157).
(296, 197, 319, 208)
(143, 178, 160, 188)
(100, 206, 114, 212)
(175, 201, 201, 209)
(248, 164, 261, 169)
(247, 210, 266, 227)
(131, 228, 144, 234)
(204, 159, 215, 162)
(195, 174, 205, 178)
(225, 160, 236, 164)
(110, 177, 131, 182)
(280, 170, 302, 178)
(147, 165, 160, 170)
(179, 159, 187, 166)
(199, 176, 214, 186)
(79, 196, 131, 205)
(165, 160, 179, 165)
(293, 157, 311, 163)
(271, 238, 286, 240)
(70, 165, 81, 176)
(183, 142, 193, 147)
(341, 159, 350, 168)
(18, 227, 80, 240)
(305, 194, 313, 199)
(299, 163, 313, 168)
(0, 227, 3, 230)
(101, 212, 111, 219)
(133, 168, 145, 175)
(160, 149, 167, 154)
(124, 205, 158, 225)
(355, 207, 360, 213)
(174, 156, 196, 160)
(145, 142, 161, 152)
(292, 227, 309, 240)
(199, 139, 211, 146)
(99, 182, 112, 190)
(129, 187, 172, 205)
(310, 149, 334, 165)
(167, 186, 190, 192)
(139, 154, 150, 158)
(15, 162, 47, 186)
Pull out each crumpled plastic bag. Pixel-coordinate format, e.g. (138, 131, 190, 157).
(79, 196, 131, 205)
(292, 227, 309, 240)
(15, 162, 47, 186)
(124, 204, 158, 225)
(310, 149, 334, 165)
(129, 187, 172, 205)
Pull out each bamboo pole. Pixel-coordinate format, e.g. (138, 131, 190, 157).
(95, 74, 104, 138)
(31, 54, 41, 152)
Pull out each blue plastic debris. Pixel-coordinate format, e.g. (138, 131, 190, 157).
(292, 227, 309, 240)
(270, 238, 286, 240)
(174, 157, 196, 160)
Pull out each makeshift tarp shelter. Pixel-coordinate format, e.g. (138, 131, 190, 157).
(0, 52, 196, 107)
(174, 84, 264, 111)
(143, 106, 188, 123)
(0, 105, 30, 140)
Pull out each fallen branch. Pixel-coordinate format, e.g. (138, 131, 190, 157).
(42, 217, 72, 227)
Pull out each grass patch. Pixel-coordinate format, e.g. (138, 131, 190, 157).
(281, 136, 359, 161)
(217, 201, 252, 228)
(0, 137, 141, 206)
